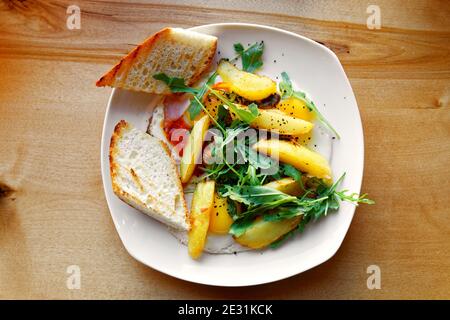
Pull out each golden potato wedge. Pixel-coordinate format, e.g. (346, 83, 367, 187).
(263, 177, 304, 196)
(234, 216, 301, 249)
(188, 180, 216, 259)
(251, 109, 313, 135)
(230, 105, 313, 135)
(208, 193, 233, 234)
(276, 97, 315, 121)
(180, 115, 210, 183)
(253, 139, 332, 180)
(276, 98, 315, 145)
(291, 132, 313, 146)
(203, 94, 221, 120)
(217, 60, 276, 101)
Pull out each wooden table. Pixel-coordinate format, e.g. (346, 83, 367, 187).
(0, 0, 449, 299)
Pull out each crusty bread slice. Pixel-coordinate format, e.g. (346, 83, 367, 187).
(96, 27, 217, 94)
(110, 120, 189, 231)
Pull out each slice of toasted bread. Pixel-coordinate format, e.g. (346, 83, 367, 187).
(110, 120, 189, 231)
(96, 27, 217, 94)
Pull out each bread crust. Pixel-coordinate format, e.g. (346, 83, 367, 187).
(96, 28, 170, 88)
(96, 28, 217, 94)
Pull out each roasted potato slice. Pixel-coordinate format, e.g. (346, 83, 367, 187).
(188, 180, 216, 259)
(277, 97, 315, 145)
(217, 60, 276, 101)
(234, 216, 301, 249)
(251, 109, 313, 135)
(290, 132, 313, 146)
(230, 105, 313, 135)
(208, 193, 234, 235)
(180, 115, 210, 183)
(203, 94, 221, 120)
(253, 139, 332, 180)
(276, 97, 315, 121)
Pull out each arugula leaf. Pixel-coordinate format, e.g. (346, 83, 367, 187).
(233, 43, 244, 55)
(237, 165, 260, 186)
(188, 97, 203, 120)
(225, 173, 374, 245)
(204, 123, 277, 187)
(202, 124, 253, 184)
(153, 73, 198, 94)
(263, 206, 304, 221)
(153, 72, 218, 120)
(335, 191, 375, 205)
(233, 42, 264, 73)
(222, 185, 298, 210)
(279, 72, 293, 99)
(248, 103, 259, 116)
(222, 124, 249, 146)
(282, 164, 302, 182)
(226, 198, 240, 220)
(280, 163, 307, 191)
(236, 142, 274, 170)
(188, 72, 218, 119)
(279, 71, 340, 139)
(216, 105, 229, 129)
(207, 86, 259, 124)
(229, 216, 255, 237)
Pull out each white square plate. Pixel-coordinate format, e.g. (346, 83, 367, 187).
(100, 23, 364, 286)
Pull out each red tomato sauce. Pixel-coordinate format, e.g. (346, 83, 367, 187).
(163, 117, 190, 157)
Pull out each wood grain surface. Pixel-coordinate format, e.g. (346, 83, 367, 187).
(0, 0, 449, 299)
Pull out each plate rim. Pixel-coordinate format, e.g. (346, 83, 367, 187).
(100, 22, 364, 287)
